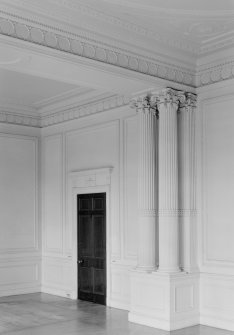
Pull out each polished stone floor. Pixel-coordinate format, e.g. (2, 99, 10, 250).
(0, 293, 232, 335)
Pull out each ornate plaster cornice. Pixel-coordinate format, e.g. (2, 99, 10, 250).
(49, 0, 198, 54)
(41, 94, 130, 127)
(196, 60, 234, 87)
(0, 15, 195, 88)
(0, 94, 130, 128)
(0, 110, 41, 127)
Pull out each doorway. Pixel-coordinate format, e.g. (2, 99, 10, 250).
(77, 193, 106, 305)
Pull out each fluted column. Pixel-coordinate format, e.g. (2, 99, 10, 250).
(131, 94, 157, 270)
(178, 93, 198, 273)
(156, 88, 183, 273)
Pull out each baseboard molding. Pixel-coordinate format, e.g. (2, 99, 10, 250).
(129, 312, 199, 331)
(41, 285, 76, 299)
(108, 299, 129, 311)
(129, 312, 169, 330)
(0, 285, 41, 297)
(200, 315, 234, 332)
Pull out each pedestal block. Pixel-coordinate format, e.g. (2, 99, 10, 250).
(129, 270, 199, 331)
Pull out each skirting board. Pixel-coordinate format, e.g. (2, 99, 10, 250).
(108, 299, 130, 311)
(200, 316, 234, 332)
(0, 285, 41, 298)
(41, 285, 76, 299)
(129, 312, 199, 331)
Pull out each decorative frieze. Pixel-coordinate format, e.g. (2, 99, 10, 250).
(196, 61, 234, 87)
(0, 111, 41, 127)
(0, 16, 195, 87)
(0, 95, 130, 128)
(41, 95, 130, 127)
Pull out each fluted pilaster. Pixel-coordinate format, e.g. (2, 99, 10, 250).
(131, 94, 158, 269)
(178, 93, 198, 273)
(156, 88, 183, 273)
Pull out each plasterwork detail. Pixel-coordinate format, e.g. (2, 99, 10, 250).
(0, 111, 40, 127)
(0, 16, 195, 87)
(197, 61, 234, 87)
(41, 95, 130, 127)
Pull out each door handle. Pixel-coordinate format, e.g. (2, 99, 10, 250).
(78, 259, 84, 264)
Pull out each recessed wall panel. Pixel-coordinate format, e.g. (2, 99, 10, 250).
(203, 98, 234, 264)
(43, 135, 63, 253)
(0, 135, 37, 251)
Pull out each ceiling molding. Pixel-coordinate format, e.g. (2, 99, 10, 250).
(0, 110, 40, 127)
(0, 15, 196, 88)
(41, 94, 130, 127)
(196, 60, 234, 87)
(0, 94, 130, 128)
(47, 0, 198, 54)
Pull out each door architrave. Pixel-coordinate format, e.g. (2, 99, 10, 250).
(68, 168, 112, 305)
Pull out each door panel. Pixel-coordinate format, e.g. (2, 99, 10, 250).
(78, 193, 106, 305)
(79, 215, 92, 257)
(93, 215, 105, 258)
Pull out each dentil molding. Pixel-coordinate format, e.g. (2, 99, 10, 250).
(0, 110, 40, 127)
(0, 95, 130, 128)
(41, 94, 130, 127)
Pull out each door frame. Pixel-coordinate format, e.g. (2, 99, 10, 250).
(68, 168, 112, 306)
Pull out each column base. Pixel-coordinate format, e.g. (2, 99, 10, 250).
(129, 269, 199, 331)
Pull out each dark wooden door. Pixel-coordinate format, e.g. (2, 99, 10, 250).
(77, 193, 106, 305)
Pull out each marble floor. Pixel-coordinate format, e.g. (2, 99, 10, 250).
(0, 293, 232, 335)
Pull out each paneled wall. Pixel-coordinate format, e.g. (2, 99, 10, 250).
(199, 90, 234, 331)
(41, 106, 138, 308)
(0, 124, 41, 297)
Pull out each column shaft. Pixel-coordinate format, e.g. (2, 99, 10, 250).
(178, 93, 198, 272)
(157, 89, 181, 273)
(138, 107, 157, 269)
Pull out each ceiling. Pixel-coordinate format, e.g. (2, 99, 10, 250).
(3, 0, 233, 55)
(0, 0, 233, 122)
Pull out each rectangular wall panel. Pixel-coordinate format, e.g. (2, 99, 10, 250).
(123, 117, 138, 260)
(0, 134, 38, 252)
(200, 273, 234, 331)
(43, 135, 63, 253)
(203, 97, 234, 266)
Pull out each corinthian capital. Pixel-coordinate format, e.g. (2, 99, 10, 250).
(181, 92, 197, 110)
(154, 88, 184, 107)
(130, 93, 157, 115)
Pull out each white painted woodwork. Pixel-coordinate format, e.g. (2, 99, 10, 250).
(1, 4, 234, 329)
(197, 87, 234, 331)
(43, 135, 63, 254)
(136, 97, 157, 269)
(0, 129, 40, 297)
(129, 271, 199, 331)
(200, 273, 234, 331)
(178, 93, 198, 273)
(123, 116, 138, 260)
(157, 89, 180, 273)
(41, 107, 138, 308)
